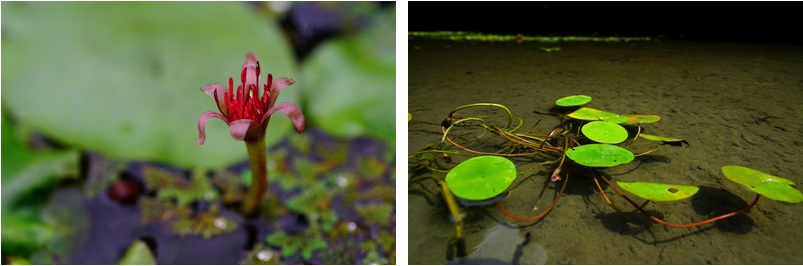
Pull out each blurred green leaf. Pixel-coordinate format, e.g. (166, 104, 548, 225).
(118, 240, 156, 265)
(300, 6, 395, 144)
(1, 2, 297, 169)
(1, 114, 80, 257)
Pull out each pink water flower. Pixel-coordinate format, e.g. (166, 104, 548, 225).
(197, 51, 305, 144)
(197, 51, 305, 216)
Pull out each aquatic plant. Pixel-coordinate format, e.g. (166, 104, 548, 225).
(172, 204, 237, 239)
(197, 51, 306, 216)
(409, 94, 802, 258)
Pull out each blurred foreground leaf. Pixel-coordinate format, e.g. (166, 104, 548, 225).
(1, 114, 80, 257)
(300, 6, 395, 143)
(1, 2, 296, 169)
(118, 240, 156, 265)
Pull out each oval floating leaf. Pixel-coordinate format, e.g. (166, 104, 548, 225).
(555, 95, 592, 107)
(119, 240, 156, 265)
(622, 115, 661, 125)
(301, 6, 395, 144)
(565, 144, 634, 167)
(601, 115, 629, 124)
(445, 156, 517, 201)
(617, 181, 699, 201)
(722, 166, 803, 203)
(566, 107, 620, 121)
(2, 2, 297, 169)
(408, 113, 412, 121)
(581, 121, 629, 144)
(639, 134, 689, 147)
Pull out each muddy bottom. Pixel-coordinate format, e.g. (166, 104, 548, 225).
(408, 40, 803, 264)
(33, 128, 395, 264)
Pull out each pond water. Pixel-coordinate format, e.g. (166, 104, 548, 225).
(408, 40, 803, 264)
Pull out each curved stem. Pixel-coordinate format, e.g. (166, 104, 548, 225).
(440, 117, 486, 146)
(633, 144, 664, 157)
(594, 169, 761, 228)
(442, 127, 543, 157)
(241, 137, 267, 217)
(591, 172, 649, 213)
(446, 103, 514, 130)
(496, 169, 570, 221)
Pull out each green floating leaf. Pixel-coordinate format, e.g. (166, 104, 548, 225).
(566, 107, 620, 121)
(7, 257, 32, 265)
(621, 115, 661, 125)
(2, 2, 296, 170)
(555, 95, 592, 107)
(601, 115, 629, 124)
(119, 240, 156, 265)
(581, 121, 628, 144)
(267, 232, 327, 261)
(1, 114, 79, 257)
(565, 144, 634, 167)
(445, 156, 516, 201)
(356, 204, 394, 226)
(617, 181, 699, 201)
(639, 134, 688, 147)
(301, 5, 395, 144)
(408, 113, 412, 121)
(722, 166, 803, 203)
(157, 171, 218, 206)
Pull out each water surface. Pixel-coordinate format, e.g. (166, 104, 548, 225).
(408, 40, 803, 264)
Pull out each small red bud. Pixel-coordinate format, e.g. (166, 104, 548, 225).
(107, 179, 140, 204)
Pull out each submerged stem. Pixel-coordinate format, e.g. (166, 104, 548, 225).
(446, 103, 514, 130)
(241, 137, 268, 217)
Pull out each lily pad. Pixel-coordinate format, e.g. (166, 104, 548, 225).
(721, 166, 803, 203)
(445, 156, 517, 201)
(565, 144, 634, 167)
(301, 6, 395, 144)
(1, 2, 296, 169)
(621, 115, 661, 125)
(119, 240, 157, 265)
(601, 115, 629, 124)
(639, 134, 688, 146)
(566, 107, 621, 121)
(581, 121, 629, 144)
(616, 181, 699, 201)
(1, 114, 80, 257)
(555, 95, 592, 107)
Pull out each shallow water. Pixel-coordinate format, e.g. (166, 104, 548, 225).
(408, 40, 803, 264)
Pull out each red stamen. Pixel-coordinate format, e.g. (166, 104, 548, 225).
(222, 91, 229, 115)
(256, 61, 261, 82)
(263, 74, 272, 104)
(262, 84, 269, 108)
(239, 85, 247, 119)
(241, 65, 247, 85)
(213, 90, 224, 115)
(236, 85, 243, 107)
(228, 78, 234, 104)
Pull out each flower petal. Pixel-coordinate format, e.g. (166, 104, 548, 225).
(242, 51, 260, 89)
(201, 82, 227, 113)
(262, 102, 305, 133)
(228, 119, 262, 142)
(197, 111, 230, 145)
(268, 77, 295, 106)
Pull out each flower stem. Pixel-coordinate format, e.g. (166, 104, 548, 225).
(241, 137, 267, 217)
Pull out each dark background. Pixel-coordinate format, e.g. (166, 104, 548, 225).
(409, 2, 802, 44)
